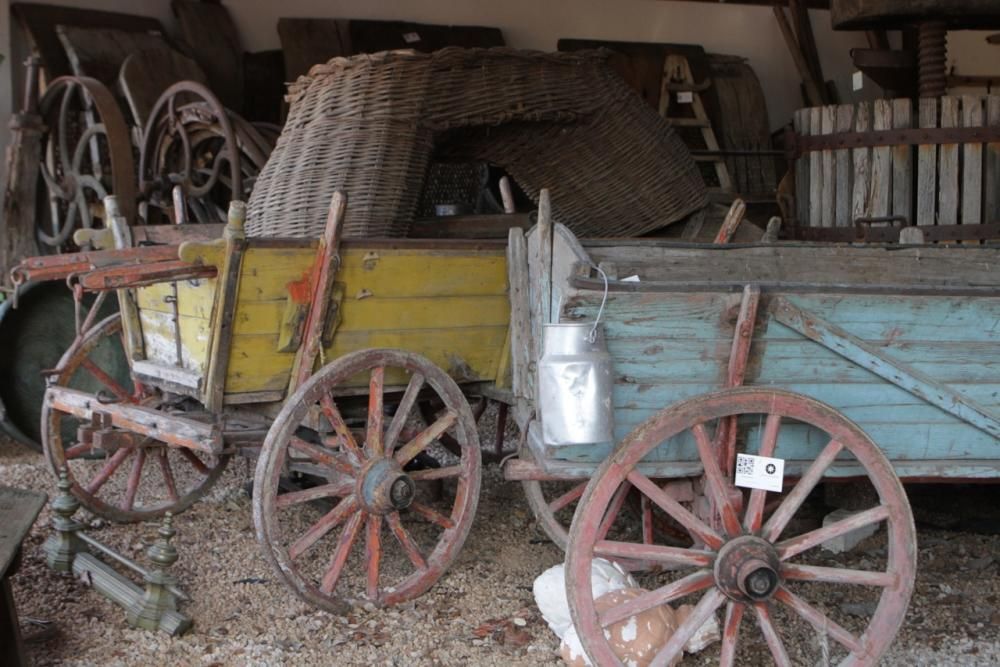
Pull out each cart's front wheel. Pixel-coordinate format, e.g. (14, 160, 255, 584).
(566, 388, 915, 667)
(253, 349, 481, 612)
(42, 314, 230, 522)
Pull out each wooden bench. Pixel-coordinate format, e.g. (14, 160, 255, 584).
(0, 486, 47, 667)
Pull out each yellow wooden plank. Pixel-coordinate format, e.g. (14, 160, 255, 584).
(237, 248, 508, 301)
(139, 309, 211, 373)
(223, 325, 509, 394)
(135, 278, 217, 319)
(338, 295, 510, 331)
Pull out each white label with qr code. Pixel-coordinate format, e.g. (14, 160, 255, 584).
(734, 453, 784, 493)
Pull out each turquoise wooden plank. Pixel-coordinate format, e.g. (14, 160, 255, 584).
(773, 297, 1000, 438)
(568, 292, 1000, 343)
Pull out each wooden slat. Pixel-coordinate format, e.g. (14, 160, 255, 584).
(820, 106, 835, 228)
(938, 97, 960, 227)
(834, 104, 854, 227)
(794, 109, 810, 227)
(987, 96, 1000, 226)
(851, 101, 871, 225)
(961, 95, 984, 226)
(891, 98, 913, 225)
(869, 99, 892, 220)
(917, 98, 939, 227)
(809, 106, 822, 227)
(507, 228, 532, 403)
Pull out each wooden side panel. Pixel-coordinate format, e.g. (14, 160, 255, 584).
(134, 278, 216, 374)
(554, 290, 1000, 476)
(222, 245, 510, 395)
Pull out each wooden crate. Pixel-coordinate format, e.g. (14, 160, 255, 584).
(792, 96, 1000, 240)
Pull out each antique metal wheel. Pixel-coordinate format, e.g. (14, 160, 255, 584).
(37, 76, 136, 251)
(253, 349, 482, 613)
(566, 388, 916, 667)
(41, 314, 229, 522)
(139, 81, 273, 224)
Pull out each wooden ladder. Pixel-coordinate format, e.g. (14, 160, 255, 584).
(659, 54, 733, 194)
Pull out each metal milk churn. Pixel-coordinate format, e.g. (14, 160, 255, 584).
(538, 322, 614, 445)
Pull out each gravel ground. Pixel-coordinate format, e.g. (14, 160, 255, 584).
(4, 417, 1000, 666)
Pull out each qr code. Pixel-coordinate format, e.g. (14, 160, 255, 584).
(736, 454, 755, 476)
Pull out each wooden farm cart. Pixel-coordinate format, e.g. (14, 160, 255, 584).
(26, 193, 514, 612)
(503, 224, 1000, 666)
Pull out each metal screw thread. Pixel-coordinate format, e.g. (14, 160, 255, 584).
(918, 21, 948, 99)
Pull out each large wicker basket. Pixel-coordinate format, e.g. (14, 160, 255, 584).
(247, 48, 706, 239)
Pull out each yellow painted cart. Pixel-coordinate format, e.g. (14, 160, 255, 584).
(38, 193, 513, 611)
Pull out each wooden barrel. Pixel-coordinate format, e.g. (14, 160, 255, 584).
(792, 95, 1000, 241)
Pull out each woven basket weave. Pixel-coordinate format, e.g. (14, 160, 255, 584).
(247, 47, 705, 238)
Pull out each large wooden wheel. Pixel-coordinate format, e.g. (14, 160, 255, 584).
(253, 349, 482, 613)
(37, 76, 136, 251)
(566, 388, 915, 667)
(41, 314, 229, 522)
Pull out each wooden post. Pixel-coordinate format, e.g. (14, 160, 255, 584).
(820, 105, 835, 228)
(809, 106, 822, 228)
(986, 96, 1000, 225)
(793, 109, 810, 227)
(852, 101, 872, 224)
(289, 192, 346, 393)
(537, 189, 553, 325)
(870, 99, 892, 220)
(834, 104, 854, 227)
(106, 197, 146, 362)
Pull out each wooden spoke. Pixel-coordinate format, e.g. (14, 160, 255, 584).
(692, 422, 742, 537)
(594, 541, 713, 568)
(277, 480, 354, 509)
(649, 588, 726, 667)
(782, 563, 896, 587)
(408, 465, 462, 481)
(762, 439, 845, 542)
(775, 586, 864, 654)
(384, 373, 424, 453)
(290, 436, 355, 476)
(180, 447, 210, 475)
(744, 413, 782, 532)
(289, 495, 359, 560)
(753, 603, 792, 667)
(627, 470, 723, 549)
(158, 449, 179, 503)
(122, 448, 147, 511)
(549, 482, 587, 514)
(409, 501, 455, 529)
(719, 601, 744, 667)
(366, 366, 385, 458)
(394, 410, 457, 467)
(85, 446, 132, 494)
(597, 482, 630, 541)
(387, 511, 427, 571)
(320, 394, 364, 463)
(366, 515, 382, 601)
(80, 358, 131, 402)
(641, 495, 654, 545)
(777, 505, 889, 561)
(64, 441, 94, 459)
(600, 569, 714, 628)
(319, 511, 365, 594)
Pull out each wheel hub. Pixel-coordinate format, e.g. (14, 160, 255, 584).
(714, 535, 782, 602)
(358, 458, 415, 514)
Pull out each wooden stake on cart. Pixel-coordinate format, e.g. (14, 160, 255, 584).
(289, 192, 346, 392)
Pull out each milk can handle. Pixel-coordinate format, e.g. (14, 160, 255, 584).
(587, 264, 609, 344)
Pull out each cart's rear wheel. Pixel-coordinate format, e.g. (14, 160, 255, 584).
(42, 314, 229, 522)
(253, 348, 481, 613)
(566, 388, 915, 667)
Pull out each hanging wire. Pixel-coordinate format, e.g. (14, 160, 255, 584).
(586, 263, 609, 344)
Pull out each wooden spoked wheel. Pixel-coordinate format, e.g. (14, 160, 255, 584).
(566, 388, 916, 667)
(253, 349, 482, 612)
(42, 314, 229, 522)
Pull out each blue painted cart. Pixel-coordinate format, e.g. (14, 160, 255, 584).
(504, 221, 1000, 666)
